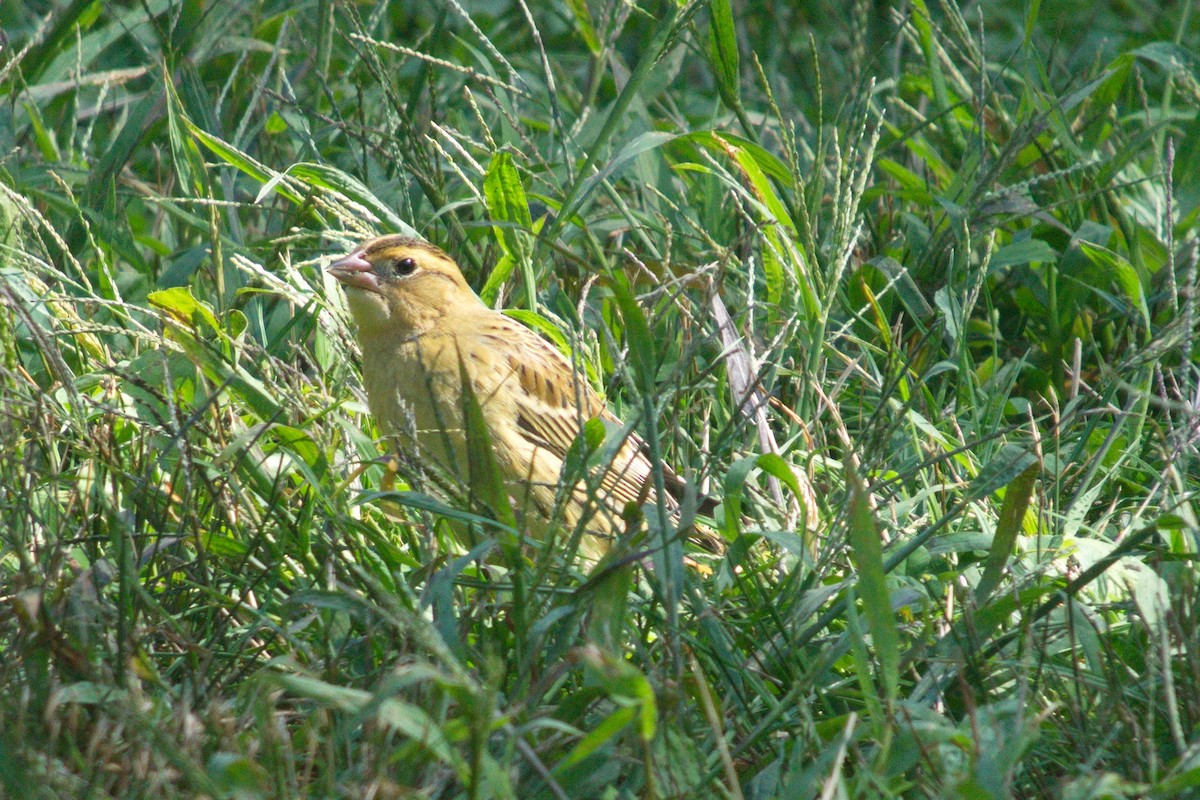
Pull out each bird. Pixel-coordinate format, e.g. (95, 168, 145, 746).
(327, 234, 720, 561)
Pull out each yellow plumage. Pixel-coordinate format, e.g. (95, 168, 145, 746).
(329, 235, 713, 559)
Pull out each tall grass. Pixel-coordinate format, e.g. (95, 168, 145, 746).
(1, 0, 1198, 797)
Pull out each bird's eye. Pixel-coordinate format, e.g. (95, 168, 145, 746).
(395, 257, 417, 276)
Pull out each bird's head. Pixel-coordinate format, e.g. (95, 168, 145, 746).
(328, 235, 479, 337)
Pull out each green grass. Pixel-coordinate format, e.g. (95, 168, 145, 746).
(2, 0, 1199, 797)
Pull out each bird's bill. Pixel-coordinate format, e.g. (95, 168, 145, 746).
(328, 251, 381, 292)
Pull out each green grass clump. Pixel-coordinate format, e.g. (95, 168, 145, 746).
(2, 0, 1199, 797)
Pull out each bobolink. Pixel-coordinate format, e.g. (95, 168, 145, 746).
(329, 234, 716, 560)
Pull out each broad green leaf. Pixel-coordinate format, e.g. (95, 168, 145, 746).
(556, 705, 635, 772)
(207, 752, 268, 796)
(716, 133, 797, 237)
(163, 68, 207, 196)
(910, 0, 951, 121)
(269, 423, 323, 470)
(1077, 55, 1131, 144)
(975, 453, 1040, 603)
(586, 554, 633, 650)
(147, 287, 220, 331)
(427, 541, 499, 659)
(484, 152, 533, 239)
(684, 131, 793, 182)
(483, 153, 537, 306)
(865, 256, 933, 317)
(555, 647, 657, 772)
(706, 0, 740, 110)
(877, 158, 933, 199)
(1131, 41, 1198, 72)
(480, 252, 517, 307)
(22, 102, 61, 162)
(200, 531, 250, 558)
(608, 272, 656, 396)
(265, 110, 288, 135)
(845, 462, 899, 701)
(184, 119, 304, 205)
(1078, 242, 1151, 329)
(965, 444, 1039, 503)
(82, 87, 158, 219)
(756, 453, 805, 506)
(988, 238, 1058, 271)
(502, 309, 570, 353)
(566, 0, 601, 55)
(760, 241, 785, 306)
(721, 456, 758, 541)
(1128, 559, 1169, 631)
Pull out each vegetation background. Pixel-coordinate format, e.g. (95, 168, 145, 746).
(2, 0, 1198, 797)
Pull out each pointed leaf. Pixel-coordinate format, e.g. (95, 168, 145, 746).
(975, 454, 1040, 603)
(845, 463, 899, 701)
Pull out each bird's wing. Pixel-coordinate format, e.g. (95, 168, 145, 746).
(475, 316, 725, 552)
(488, 321, 666, 509)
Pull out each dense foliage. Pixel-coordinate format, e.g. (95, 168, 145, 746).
(2, 0, 1198, 797)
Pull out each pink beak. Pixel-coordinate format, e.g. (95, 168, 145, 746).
(328, 251, 381, 292)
